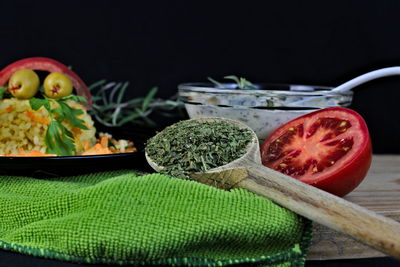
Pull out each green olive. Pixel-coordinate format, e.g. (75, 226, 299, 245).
(8, 69, 40, 99)
(44, 72, 73, 99)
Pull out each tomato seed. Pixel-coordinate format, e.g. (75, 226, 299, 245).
(264, 118, 355, 178)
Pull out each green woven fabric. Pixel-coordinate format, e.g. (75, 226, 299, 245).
(0, 170, 312, 266)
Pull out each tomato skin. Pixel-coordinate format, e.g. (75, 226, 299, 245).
(0, 57, 92, 109)
(308, 138, 372, 197)
(260, 107, 373, 197)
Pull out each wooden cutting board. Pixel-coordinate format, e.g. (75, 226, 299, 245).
(307, 154, 400, 260)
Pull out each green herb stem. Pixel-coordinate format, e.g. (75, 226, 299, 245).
(88, 81, 185, 128)
(208, 75, 257, 90)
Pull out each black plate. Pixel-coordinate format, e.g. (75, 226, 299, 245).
(0, 125, 156, 177)
(0, 152, 150, 177)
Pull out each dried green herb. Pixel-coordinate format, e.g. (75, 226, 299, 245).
(145, 120, 253, 179)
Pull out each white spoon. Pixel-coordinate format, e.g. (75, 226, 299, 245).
(332, 66, 400, 93)
(289, 67, 400, 107)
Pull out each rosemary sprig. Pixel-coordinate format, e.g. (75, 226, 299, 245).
(88, 80, 185, 128)
(208, 75, 257, 89)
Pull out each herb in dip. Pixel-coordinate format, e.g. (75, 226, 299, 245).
(145, 120, 253, 178)
(207, 75, 257, 90)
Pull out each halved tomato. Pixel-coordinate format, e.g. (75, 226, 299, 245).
(260, 107, 372, 196)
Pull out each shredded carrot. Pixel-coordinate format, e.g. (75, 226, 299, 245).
(6, 150, 56, 157)
(25, 111, 50, 125)
(100, 135, 108, 148)
(81, 143, 112, 156)
(71, 127, 82, 135)
(0, 106, 14, 114)
(83, 140, 91, 151)
(124, 147, 137, 153)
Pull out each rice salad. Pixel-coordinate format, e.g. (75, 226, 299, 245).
(0, 98, 96, 156)
(0, 57, 137, 157)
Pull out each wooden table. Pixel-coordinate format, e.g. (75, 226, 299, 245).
(307, 154, 400, 260)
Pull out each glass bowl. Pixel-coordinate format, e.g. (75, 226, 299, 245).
(178, 83, 353, 140)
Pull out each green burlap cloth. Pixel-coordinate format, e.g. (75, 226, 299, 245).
(0, 170, 312, 266)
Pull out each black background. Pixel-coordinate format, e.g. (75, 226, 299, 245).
(0, 1, 400, 266)
(1, 1, 400, 153)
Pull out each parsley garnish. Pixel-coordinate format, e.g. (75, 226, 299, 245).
(29, 95, 88, 156)
(45, 121, 76, 156)
(0, 87, 10, 99)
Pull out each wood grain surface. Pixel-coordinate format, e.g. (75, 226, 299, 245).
(308, 154, 400, 260)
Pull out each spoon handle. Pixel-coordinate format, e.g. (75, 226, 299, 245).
(240, 163, 400, 259)
(332, 66, 400, 92)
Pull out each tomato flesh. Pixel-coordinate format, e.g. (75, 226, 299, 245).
(0, 57, 92, 109)
(260, 107, 372, 196)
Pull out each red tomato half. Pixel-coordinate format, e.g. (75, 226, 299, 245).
(260, 107, 372, 197)
(0, 57, 92, 109)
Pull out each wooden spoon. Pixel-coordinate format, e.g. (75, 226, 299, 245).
(145, 117, 400, 259)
